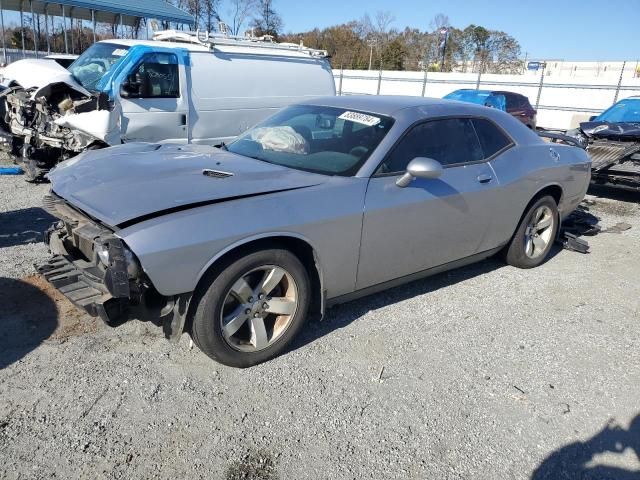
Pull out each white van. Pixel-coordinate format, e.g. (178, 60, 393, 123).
(0, 30, 335, 181)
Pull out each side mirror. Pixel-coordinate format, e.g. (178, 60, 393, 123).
(588, 115, 597, 122)
(396, 157, 443, 188)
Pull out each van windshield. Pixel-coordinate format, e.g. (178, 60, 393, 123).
(69, 43, 130, 91)
(227, 105, 395, 176)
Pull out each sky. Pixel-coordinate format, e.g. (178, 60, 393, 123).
(276, 0, 639, 61)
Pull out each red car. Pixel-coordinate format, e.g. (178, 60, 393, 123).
(444, 89, 537, 129)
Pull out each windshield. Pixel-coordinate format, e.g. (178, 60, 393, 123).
(69, 43, 130, 91)
(444, 90, 506, 111)
(595, 98, 640, 123)
(227, 105, 395, 176)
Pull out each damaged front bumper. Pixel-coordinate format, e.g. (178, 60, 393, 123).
(36, 192, 191, 339)
(36, 193, 132, 326)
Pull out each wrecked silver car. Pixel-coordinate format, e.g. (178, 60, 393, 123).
(565, 96, 640, 191)
(37, 96, 591, 367)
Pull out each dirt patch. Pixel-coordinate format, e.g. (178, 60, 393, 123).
(588, 199, 639, 217)
(226, 449, 278, 480)
(21, 274, 99, 343)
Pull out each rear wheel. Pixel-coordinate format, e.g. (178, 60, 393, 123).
(504, 195, 559, 269)
(191, 248, 310, 368)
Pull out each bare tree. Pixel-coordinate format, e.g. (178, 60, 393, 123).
(250, 0, 283, 37)
(226, 0, 256, 35)
(429, 13, 450, 31)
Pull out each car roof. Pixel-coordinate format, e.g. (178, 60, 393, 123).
(298, 95, 498, 117)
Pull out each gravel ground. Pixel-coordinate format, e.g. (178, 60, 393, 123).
(1, 172, 639, 480)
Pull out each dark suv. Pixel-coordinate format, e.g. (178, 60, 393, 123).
(444, 89, 537, 129)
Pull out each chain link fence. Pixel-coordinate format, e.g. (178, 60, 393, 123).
(334, 63, 640, 129)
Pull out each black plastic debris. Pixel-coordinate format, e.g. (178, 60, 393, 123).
(557, 204, 601, 254)
(560, 232, 590, 253)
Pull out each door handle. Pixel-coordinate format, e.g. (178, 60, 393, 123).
(180, 114, 187, 126)
(477, 174, 493, 184)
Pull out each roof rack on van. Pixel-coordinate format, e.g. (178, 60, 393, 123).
(152, 29, 329, 58)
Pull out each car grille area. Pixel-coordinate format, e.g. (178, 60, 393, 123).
(37, 192, 131, 326)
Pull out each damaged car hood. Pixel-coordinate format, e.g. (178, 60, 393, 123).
(580, 121, 640, 140)
(48, 143, 325, 227)
(0, 58, 90, 97)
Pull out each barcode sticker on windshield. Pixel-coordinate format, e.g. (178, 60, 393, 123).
(339, 111, 381, 127)
(113, 49, 127, 56)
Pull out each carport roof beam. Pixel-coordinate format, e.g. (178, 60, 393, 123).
(0, 0, 194, 27)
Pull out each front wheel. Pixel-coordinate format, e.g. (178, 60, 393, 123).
(191, 248, 310, 368)
(504, 195, 559, 269)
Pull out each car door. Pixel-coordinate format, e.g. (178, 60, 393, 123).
(118, 52, 189, 144)
(356, 117, 505, 290)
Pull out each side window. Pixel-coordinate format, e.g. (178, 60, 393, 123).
(471, 118, 512, 158)
(132, 53, 179, 98)
(377, 118, 483, 174)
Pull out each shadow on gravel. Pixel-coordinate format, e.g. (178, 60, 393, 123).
(290, 257, 507, 353)
(532, 414, 640, 480)
(0, 277, 58, 369)
(0, 207, 55, 248)
(588, 184, 640, 204)
(291, 245, 568, 353)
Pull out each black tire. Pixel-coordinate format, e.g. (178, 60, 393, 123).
(191, 248, 311, 368)
(504, 195, 559, 269)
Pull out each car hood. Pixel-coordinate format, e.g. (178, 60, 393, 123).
(0, 58, 90, 97)
(579, 121, 640, 140)
(48, 143, 325, 227)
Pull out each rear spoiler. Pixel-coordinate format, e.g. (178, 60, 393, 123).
(537, 128, 586, 149)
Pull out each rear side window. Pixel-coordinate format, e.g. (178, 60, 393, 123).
(378, 118, 483, 174)
(471, 118, 512, 159)
(132, 52, 179, 98)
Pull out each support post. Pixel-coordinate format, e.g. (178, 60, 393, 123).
(338, 66, 343, 96)
(376, 67, 382, 95)
(0, 0, 6, 64)
(30, 0, 38, 58)
(613, 61, 626, 104)
(421, 68, 428, 97)
(69, 7, 74, 54)
(91, 9, 96, 43)
(120, 14, 123, 38)
(535, 62, 546, 110)
(44, 3, 50, 54)
(62, 4, 68, 53)
(20, 1, 25, 58)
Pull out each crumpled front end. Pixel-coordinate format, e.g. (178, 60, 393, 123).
(0, 82, 116, 180)
(36, 192, 139, 326)
(36, 192, 191, 339)
(572, 121, 640, 191)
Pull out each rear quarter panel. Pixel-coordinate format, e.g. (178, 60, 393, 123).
(487, 143, 591, 247)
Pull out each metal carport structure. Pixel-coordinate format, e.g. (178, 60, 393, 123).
(0, 0, 194, 60)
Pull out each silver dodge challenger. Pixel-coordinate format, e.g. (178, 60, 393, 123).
(38, 96, 591, 367)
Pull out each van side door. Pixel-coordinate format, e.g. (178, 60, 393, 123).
(118, 52, 189, 144)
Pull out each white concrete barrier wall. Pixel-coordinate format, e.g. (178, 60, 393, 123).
(333, 70, 640, 130)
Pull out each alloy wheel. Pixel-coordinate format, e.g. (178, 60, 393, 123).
(220, 265, 298, 352)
